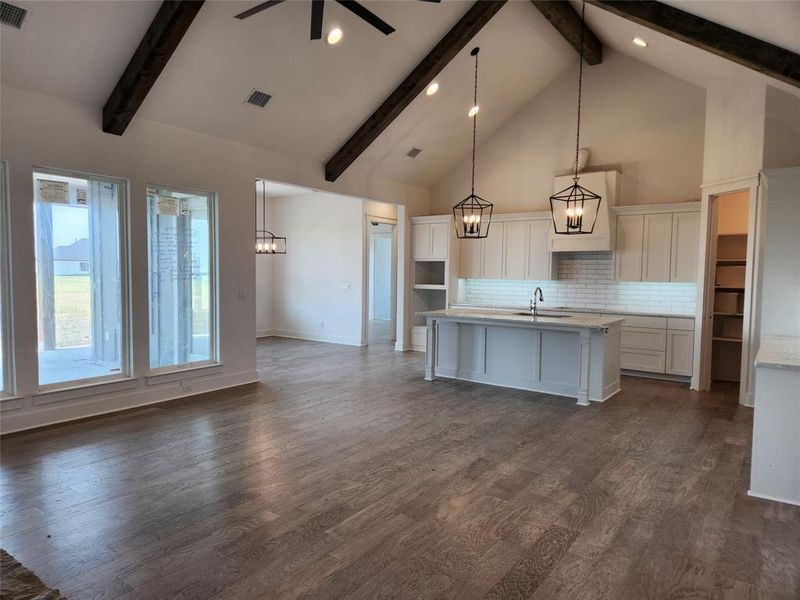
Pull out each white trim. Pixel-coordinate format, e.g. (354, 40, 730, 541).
(145, 362, 224, 384)
(1, 369, 258, 435)
(256, 329, 274, 338)
(0, 161, 16, 396)
(747, 490, 800, 508)
(701, 173, 760, 191)
(34, 377, 139, 406)
(613, 201, 701, 215)
(269, 330, 364, 347)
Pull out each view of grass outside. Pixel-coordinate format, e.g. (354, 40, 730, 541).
(52, 275, 91, 348)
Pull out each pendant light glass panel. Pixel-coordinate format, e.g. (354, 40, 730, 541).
(550, 179, 601, 235)
(255, 180, 287, 254)
(549, 1, 601, 236)
(453, 47, 492, 240)
(453, 194, 492, 239)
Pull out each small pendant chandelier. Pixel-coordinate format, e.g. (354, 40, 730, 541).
(453, 47, 492, 240)
(549, 1, 601, 235)
(255, 179, 287, 254)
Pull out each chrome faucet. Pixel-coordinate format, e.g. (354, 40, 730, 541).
(530, 287, 544, 317)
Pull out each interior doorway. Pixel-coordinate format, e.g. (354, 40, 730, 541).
(366, 218, 397, 346)
(696, 183, 761, 405)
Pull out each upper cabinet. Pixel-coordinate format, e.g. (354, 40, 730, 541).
(458, 215, 555, 281)
(614, 203, 700, 283)
(412, 220, 450, 260)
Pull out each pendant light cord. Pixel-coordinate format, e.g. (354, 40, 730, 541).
(574, 1, 586, 181)
(471, 48, 479, 197)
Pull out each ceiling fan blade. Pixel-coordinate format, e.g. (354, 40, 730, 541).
(234, 0, 287, 20)
(417, 0, 442, 2)
(334, 0, 395, 35)
(310, 0, 324, 39)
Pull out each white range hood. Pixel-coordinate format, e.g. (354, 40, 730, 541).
(548, 170, 619, 252)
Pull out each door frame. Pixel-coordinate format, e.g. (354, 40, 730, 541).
(361, 214, 397, 346)
(692, 173, 763, 406)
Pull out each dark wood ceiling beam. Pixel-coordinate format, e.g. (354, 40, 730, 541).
(530, 1, 602, 65)
(587, 0, 800, 89)
(103, 1, 205, 135)
(324, 0, 507, 182)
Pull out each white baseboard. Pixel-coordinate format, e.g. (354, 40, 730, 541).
(1, 369, 259, 435)
(748, 490, 800, 507)
(256, 329, 274, 338)
(270, 329, 364, 347)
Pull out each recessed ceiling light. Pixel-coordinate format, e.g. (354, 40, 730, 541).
(426, 82, 439, 96)
(468, 105, 479, 118)
(327, 27, 343, 45)
(632, 37, 648, 48)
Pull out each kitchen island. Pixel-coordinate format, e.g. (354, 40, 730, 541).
(419, 308, 624, 405)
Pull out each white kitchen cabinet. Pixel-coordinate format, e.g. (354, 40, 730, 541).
(527, 220, 552, 280)
(430, 222, 450, 260)
(642, 213, 673, 282)
(666, 329, 694, 376)
(670, 211, 700, 282)
(621, 349, 666, 373)
(503, 221, 528, 280)
(615, 214, 644, 281)
(459, 239, 483, 279)
(482, 224, 504, 279)
(412, 221, 450, 260)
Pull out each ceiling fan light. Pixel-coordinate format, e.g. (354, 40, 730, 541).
(426, 82, 439, 96)
(468, 105, 479, 118)
(326, 27, 343, 44)
(632, 36, 648, 47)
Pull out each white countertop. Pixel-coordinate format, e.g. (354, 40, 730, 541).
(450, 303, 695, 319)
(418, 308, 624, 330)
(755, 336, 800, 371)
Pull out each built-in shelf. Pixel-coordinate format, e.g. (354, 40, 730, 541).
(715, 286, 745, 291)
(713, 336, 742, 343)
(716, 258, 746, 265)
(413, 284, 447, 291)
(717, 233, 748, 237)
(714, 312, 744, 317)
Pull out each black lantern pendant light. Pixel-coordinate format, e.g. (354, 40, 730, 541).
(453, 47, 492, 239)
(549, 1, 601, 235)
(255, 180, 287, 255)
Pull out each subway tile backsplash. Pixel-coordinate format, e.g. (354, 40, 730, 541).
(460, 252, 697, 315)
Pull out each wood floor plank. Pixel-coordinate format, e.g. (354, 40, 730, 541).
(0, 338, 797, 599)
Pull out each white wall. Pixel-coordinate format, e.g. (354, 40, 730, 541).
(370, 232, 393, 321)
(269, 192, 365, 346)
(758, 168, 800, 338)
(702, 81, 766, 183)
(0, 85, 429, 433)
(763, 86, 800, 170)
(431, 51, 706, 214)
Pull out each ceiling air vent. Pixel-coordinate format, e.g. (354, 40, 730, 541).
(245, 89, 272, 108)
(406, 147, 422, 158)
(0, 1, 27, 29)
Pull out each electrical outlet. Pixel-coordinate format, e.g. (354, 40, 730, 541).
(341, 284, 350, 291)
(238, 290, 246, 301)
(181, 381, 193, 393)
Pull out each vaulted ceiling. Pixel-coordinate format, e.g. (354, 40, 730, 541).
(1, 0, 797, 188)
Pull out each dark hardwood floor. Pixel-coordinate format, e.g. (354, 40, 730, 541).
(1, 338, 798, 599)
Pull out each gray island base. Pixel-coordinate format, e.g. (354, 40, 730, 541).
(420, 309, 624, 406)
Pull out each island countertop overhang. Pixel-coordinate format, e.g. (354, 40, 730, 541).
(418, 308, 624, 331)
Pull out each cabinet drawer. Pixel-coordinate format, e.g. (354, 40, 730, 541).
(622, 327, 667, 351)
(621, 315, 667, 329)
(621, 349, 666, 373)
(667, 317, 694, 331)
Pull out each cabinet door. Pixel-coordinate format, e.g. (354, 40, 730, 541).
(666, 330, 694, 376)
(482, 223, 504, 279)
(503, 221, 528, 280)
(670, 211, 700, 282)
(460, 239, 483, 279)
(527, 220, 552, 280)
(412, 223, 431, 260)
(430, 222, 450, 260)
(615, 214, 644, 281)
(642, 213, 673, 282)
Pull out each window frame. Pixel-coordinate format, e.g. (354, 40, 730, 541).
(145, 183, 219, 375)
(0, 161, 16, 396)
(32, 166, 133, 392)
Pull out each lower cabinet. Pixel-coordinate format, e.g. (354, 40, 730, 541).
(604, 314, 694, 378)
(621, 348, 666, 373)
(666, 329, 694, 376)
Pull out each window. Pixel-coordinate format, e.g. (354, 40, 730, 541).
(147, 185, 217, 370)
(33, 169, 129, 387)
(0, 162, 13, 394)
